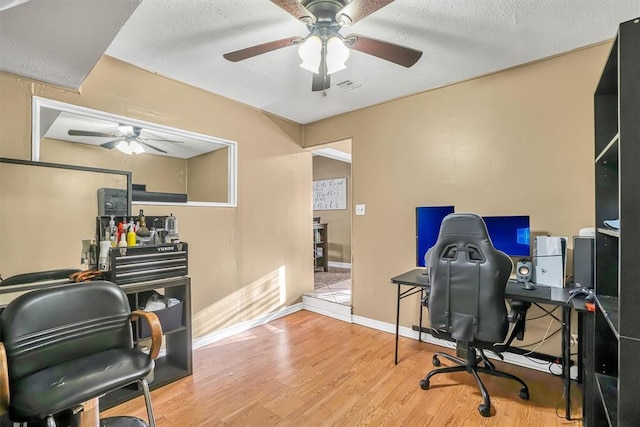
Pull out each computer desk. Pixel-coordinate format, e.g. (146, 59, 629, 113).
(391, 268, 589, 421)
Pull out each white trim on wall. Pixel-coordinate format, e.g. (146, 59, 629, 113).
(328, 261, 351, 269)
(301, 295, 352, 322)
(312, 147, 351, 163)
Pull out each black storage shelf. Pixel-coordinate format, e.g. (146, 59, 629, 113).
(595, 134, 620, 163)
(313, 223, 329, 272)
(100, 276, 193, 411)
(163, 325, 188, 336)
(596, 296, 619, 339)
(590, 17, 640, 427)
(597, 228, 620, 238)
(595, 374, 618, 427)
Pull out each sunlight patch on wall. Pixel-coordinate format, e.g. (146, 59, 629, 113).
(192, 266, 287, 338)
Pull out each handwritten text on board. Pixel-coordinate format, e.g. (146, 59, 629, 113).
(313, 178, 347, 210)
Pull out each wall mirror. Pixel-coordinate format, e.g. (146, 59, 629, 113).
(32, 96, 237, 207)
(0, 158, 130, 279)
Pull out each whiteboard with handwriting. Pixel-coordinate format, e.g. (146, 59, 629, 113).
(313, 178, 347, 210)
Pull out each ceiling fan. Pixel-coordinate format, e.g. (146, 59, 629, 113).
(223, 0, 423, 92)
(67, 125, 183, 155)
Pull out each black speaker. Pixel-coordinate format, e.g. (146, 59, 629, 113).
(516, 259, 533, 282)
(573, 236, 594, 288)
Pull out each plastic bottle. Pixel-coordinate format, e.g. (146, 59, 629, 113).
(108, 215, 117, 247)
(118, 232, 127, 247)
(136, 209, 150, 237)
(165, 213, 179, 243)
(127, 223, 137, 247)
(117, 218, 125, 243)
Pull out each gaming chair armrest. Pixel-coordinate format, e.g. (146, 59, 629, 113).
(493, 300, 531, 354)
(0, 343, 9, 415)
(131, 311, 162, 359)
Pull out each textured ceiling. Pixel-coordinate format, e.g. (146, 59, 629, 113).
(0, 0, 140, 89)
(1, 1, 639, 125)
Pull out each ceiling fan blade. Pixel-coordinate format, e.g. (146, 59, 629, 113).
(139, 141, 168, 154)
(100, 139, 122, 149)
(312, 72, 330, 92)
(68, 129, 119, 138)
(337, 0, 394, 25)
(346, 34, 422, 67)
(270, 0, 316, 24)
(223, 36, 303, 62)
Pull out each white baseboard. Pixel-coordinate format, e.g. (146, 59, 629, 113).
(351, 315, 576, 379)
(302, 295, 352, 323)
(192, 303, 304, 351)
(327, 261, 351, 269)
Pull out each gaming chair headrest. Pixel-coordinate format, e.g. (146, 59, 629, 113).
(437, 213, 491, 241)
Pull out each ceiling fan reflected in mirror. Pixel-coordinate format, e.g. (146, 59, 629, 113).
(67, 125, 184, 155)
(223, 0, 423, 92)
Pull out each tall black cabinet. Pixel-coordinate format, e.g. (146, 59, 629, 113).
(592, 17, 640, 427)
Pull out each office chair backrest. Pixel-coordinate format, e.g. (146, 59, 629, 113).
(0, 281, 133, 382)
(427, 213, 513, 343)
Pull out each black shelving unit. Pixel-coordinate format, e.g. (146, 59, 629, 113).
(100, 276, 193, 410)
(591, 17, 640, 427)
(313, 223, 329, 272)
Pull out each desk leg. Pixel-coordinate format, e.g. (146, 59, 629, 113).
(395, 284, 400, 365)
(563, 306, 571, 420)
(418, 288, 424, 343)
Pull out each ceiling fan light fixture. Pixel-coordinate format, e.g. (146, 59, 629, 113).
(116, 140, 145, 155)
(298, 35, 322, 73)
(326, 36, 349, 74)
(117, 125, 135, 135)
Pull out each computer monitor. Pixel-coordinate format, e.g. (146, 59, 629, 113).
(416, 206, 454, 267)
(482, 215, 531, 257)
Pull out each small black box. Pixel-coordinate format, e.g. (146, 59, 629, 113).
(138, 301, 184, 338)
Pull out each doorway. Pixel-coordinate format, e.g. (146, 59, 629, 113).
(307, 140, 352, 306)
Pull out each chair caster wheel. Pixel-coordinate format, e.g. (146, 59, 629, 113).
(478, 404, 491, 417)
(419, 379, 430, 390)
(432, 356, 441, 367)
(519, 388, 529, 400)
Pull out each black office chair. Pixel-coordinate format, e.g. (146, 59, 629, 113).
(420, 213, 529, 417)
(0, 269, 80, 286)
(0, 281, 162, 426)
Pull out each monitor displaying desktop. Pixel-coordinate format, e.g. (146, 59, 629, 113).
(482, 215, 531, 257)
(416, 206, 455, 267)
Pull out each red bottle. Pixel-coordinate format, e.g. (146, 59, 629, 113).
(117, 219, 125, 242)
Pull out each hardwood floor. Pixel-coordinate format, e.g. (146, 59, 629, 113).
(102, 310, 583, 426)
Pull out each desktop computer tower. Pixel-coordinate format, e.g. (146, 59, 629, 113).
(573, 236, 594, 288)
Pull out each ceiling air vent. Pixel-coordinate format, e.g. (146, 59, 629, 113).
(336, 80, 361, 92)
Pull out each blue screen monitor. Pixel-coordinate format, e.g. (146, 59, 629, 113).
(416, 206, 455, 267)
(482, 215, 531, 257)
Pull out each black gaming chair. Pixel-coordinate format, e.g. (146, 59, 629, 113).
(420, 213, 529, 417)
(0, 281, 162, 426)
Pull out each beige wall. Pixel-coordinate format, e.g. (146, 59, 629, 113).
(0, 42, 610, 357)
(313, 156, 352, 265)
(304, 43, 607, 355)
(187, 147, 228, 202)
(0, 55, 311, 339)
